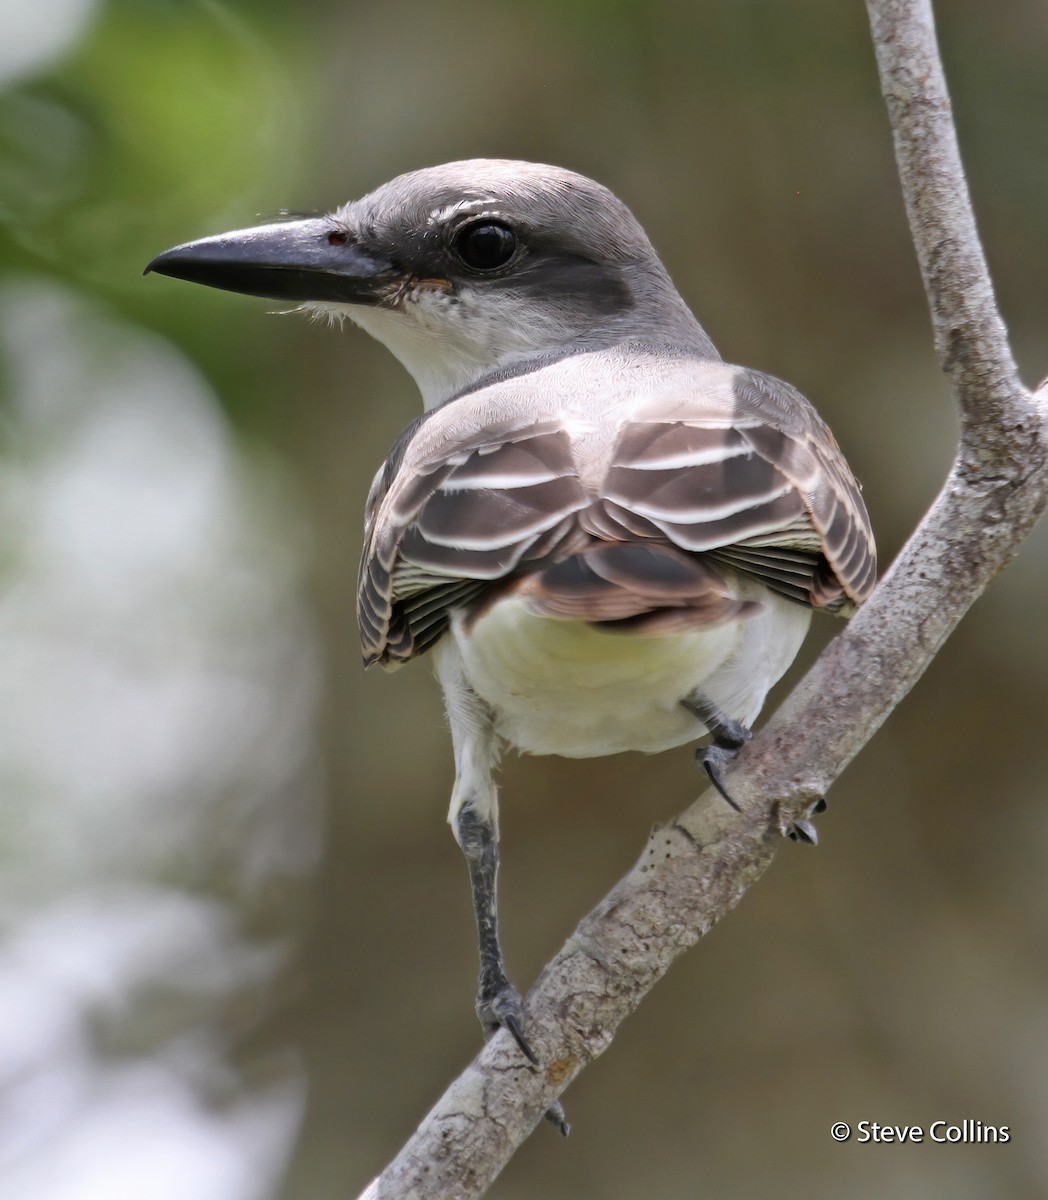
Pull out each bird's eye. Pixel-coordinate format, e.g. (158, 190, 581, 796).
(453, 221, 517, 271)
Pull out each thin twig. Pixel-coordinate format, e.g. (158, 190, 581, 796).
(359, 2, 1048, 1195)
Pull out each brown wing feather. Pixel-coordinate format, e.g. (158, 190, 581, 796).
(358, 417, 589, 666)
(731, 370, 877, 606)
(595, 368, 876, 612)
(357, 362, 876, 666)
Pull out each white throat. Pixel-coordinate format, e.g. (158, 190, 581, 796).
(316, 289, 582, 410)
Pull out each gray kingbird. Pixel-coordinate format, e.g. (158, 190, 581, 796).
(147, 159, 876, 1123)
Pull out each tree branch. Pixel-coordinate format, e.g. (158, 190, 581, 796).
(359, 2, 1048, 1195)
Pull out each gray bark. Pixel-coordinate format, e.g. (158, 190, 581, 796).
(359, 1, 1048, 1195)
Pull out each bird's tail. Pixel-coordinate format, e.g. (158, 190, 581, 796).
(515, 543, 762, 633)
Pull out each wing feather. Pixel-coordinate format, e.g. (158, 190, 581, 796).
(603, 368, 876, 609)
(358, 415, 590, 665)
(357, 360, 876, 666)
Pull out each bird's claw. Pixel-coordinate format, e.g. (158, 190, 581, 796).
(697, 742, 743, 811)
(545, 1099, 571, 1136)
(477, 977, 570, 1133)
(785, 797, 827, 845)
(478, 977, 538, 1065)
(683, 698, 752, 812)
(786, 817, 819, 844)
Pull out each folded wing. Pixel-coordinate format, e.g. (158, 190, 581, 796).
(358, 415, 590, 665)
(358, 364, 876, 666)
(594, 369, 876, 611)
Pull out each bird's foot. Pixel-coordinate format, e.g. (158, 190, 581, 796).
(695, 719, 752, 813)
(544, 1100, 571, 1137)
(786, 796, 827, 845)
(681, 694, 752, 811)
(476, 974, 570, 1135)
(477, 974, 537, 1064)
(477, 978, 570, 1134)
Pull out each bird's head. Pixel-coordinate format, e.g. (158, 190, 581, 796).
(147, 159, 713, 408)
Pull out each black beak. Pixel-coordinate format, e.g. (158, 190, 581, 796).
(145, 217, 397, 305)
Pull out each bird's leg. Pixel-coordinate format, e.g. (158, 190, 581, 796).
(453, 801, 533, 1061)
(681, 692, 751, 812)
(436, 645, 569, 1134)
(453, 795, 569, 1134)
(438, 651, 528, 1054)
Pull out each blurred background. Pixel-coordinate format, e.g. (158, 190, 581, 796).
(1, 0, 1047, 1197)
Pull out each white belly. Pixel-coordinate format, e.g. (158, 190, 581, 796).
(446, 593, 811, 758)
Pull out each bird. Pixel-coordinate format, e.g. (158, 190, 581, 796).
(147, 159, 876, 1127)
